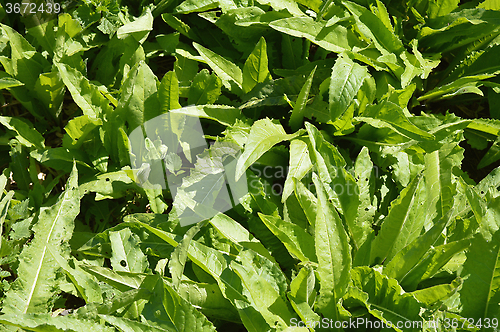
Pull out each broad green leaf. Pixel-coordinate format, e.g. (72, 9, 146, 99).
(33, 70, 65, 119)
(62, 115, 102, 149)
(193, 42, 243, 93)
(2, 163, 79, 314)
(110, 228, 148, 273)
(412, 279, 462, 306)
(459, 230, 500, 321)
(0, 313, 114, 331)
(140, 276, 216, 332)
(230, 249, 296, 330)
(0, 116, 45, 149)
(313, 174, 351, 319)
(344, 267, 423, 332)
(114, 60, 161, 132)
(269, 17, 359, 53)
(117, 8, 153, 44)
(46, 245, 103, 304)
(342, 0, 404, 56)
(235, 118, 302, 180)
(159, 71, 182, 111)
(209, 213, 277, 264)
(81, 265, 147, 292)
(56, 62, 113, 120)
(188, 69, 222, 105)
(357, 101, 435, 141)
(289, 66, 316, 131)
(282, 138, 313, 202)
(0, 72, 23, 89)
(353, 147, 376, 246)
(242, 37, 272, 93)
(169, 105, 247, 127)
(174, 0, 219, 14)
(256, 0, 305, 16)
(329, 55, 370, 121)
(428, 0, 460, 18)
(258, 213, 316, 262)
(370, 173, 423, 265)
(287, 266, 319, 326)
(306, 123, 360, 247)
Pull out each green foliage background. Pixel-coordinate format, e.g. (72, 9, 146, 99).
(0, 0, 500, 330)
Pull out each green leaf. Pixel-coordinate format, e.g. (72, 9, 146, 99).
(478, 135, 500, 169)
(159, 71, 182, 111)
(188, 69, 222, 105)
(235, 118, 302, 180)
(242, 37, 272, 93)
(0, 72, 23, 89)
(344, 267, 423, 332)
(357, 101, 435, 141)
(313, 173, 351, 319)
(139, 276, 216, 332)
(289, 66, 316, 132)
(329, 55, 370, 121)
(459, 230, 500, 321)
(117, 8, 153, 44)
(2, 163, 80, 314)
(428, 0, 460, 19)
(418, 75, 495, 102)
(169, 220, 207, 289)
(287, 266, 319, 326)
(174, 0, 219, 14)
(342, 0, 404, 56)
(110, 228, 148, 273)
(114, 60, 161, 132)
(258, 213, 316, 262)
(370, 173, 423, 265)
(0, 116, 45, 149)
(269, 17, 359, 53)
(56, 62, 113, 120)
(0, 313, 114, 331)
(282, 138, 313, 202)
(193, 42, 243, 93)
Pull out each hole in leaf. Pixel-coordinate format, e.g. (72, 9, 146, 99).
(106, 178, 110, 182)
(120, 260, 127, 267)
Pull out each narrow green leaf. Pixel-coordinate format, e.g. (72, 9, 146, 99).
(0, 116, 45, 149)
(282, 138, 313, 202)
(56, 62, 113, 120)
(287, 266, 319, 326)
(313, 173, 351, 319)
(269, 17, 358, 53)
(370, 173, 423, 265)
(169, 220, 207, 289)
(357, 101, 435, 140)
(2, 163, 80, 314)
(289, 66, 316, 131)
(0, 313, 114, 331)
(460, 230, 500, 321)
(193, 42, 243, 93)
(258, 213, 316, 262)
(242, 36, 272, 93)
(159, 71, 182, 111)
